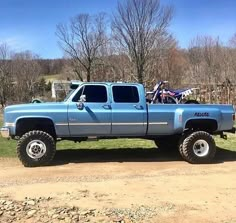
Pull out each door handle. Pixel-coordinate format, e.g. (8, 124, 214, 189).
(102, 104, 111, 109)
(134, 105, 143, 110)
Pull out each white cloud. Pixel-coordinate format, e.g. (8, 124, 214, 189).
(0, 36, 33, 52)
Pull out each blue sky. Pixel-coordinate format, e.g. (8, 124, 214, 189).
(0, 0, 235, 58)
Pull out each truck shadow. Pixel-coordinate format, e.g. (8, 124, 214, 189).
(52, 147, 236, 166)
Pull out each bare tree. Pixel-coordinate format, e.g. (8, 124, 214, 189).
(12, 51, 41, 102)
(229, 33, 236, 48)
(187, 36, 224, 103)
(56, 13, 108, 82)
(92, 53, 133, 82)
(112, 0, 173, 84)
(228, 34, 236, 82)
(187, 39, 205, 85)
(144, 36, 178, 88)
(0, 43, 13, 107)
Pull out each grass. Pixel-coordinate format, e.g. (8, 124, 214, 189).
(43, 74, 61, 83)
(0, 114, 236, 158)
(214, 134, 236, 151)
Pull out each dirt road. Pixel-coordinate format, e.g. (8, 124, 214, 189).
(0, 149, 236, 223)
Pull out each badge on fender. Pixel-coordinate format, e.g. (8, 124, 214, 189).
(194, 112, 209, 117)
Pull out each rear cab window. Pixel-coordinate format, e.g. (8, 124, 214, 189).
(112, 85, 139, 103)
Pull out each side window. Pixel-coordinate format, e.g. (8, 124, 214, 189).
(72, 85, 107, 103)
(112, 86, 139, 103)
(72, 87, 83, 102)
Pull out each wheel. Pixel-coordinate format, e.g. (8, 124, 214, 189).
(31, 99, 43, 103)
(184, 100, 199, 104)
(161, 95, 178, 104)
(17, 130, 56, 167)
(153, 95, 178, 104)
(178, 135, 186, 160)
(182, 131, 216, 164)
(178, 132, 193, 160)
(154, 136, 180, 151)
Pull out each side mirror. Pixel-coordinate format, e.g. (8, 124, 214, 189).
(77, 95, 86, 110)
(79, 95, 86, 102)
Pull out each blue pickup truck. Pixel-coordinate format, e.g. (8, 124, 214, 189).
(1, 82, 235, 167)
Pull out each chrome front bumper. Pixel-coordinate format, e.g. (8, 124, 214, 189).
(0, 127, 10, 138)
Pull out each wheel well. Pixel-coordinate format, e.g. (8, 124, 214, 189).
(16, 118, 56, 138)
(185, 119, 218, 133)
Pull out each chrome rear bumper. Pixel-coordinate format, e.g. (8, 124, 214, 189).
(0, 127, 10, 138)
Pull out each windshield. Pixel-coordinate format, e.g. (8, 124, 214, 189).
(64, 89, 75, 101)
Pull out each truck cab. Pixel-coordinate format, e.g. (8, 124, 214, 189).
(67, 82, 147, 136)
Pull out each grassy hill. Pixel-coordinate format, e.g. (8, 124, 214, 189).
(43, 74, 62, 83)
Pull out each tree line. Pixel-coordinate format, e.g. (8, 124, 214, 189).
(1, 0, 236, 107)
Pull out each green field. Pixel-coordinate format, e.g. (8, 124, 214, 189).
(0, 114, 236, 159)
(43, 74, 61, 83)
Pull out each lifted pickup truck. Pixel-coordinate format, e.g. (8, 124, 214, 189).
(1, 82, 235, 167)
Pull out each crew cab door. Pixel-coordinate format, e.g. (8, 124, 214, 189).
(111, 84, 147, 136)
(68, 84, 111, 136)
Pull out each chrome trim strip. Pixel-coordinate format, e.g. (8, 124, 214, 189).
(69, 123, 111, 126)
(112, 123, 144, 125)
(5, 122, 15, 127)
(149, 122, 168, 125)
(56, 122, 167, 126)
(55, 123, 68, 126)
(57, 123, 145, 126)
